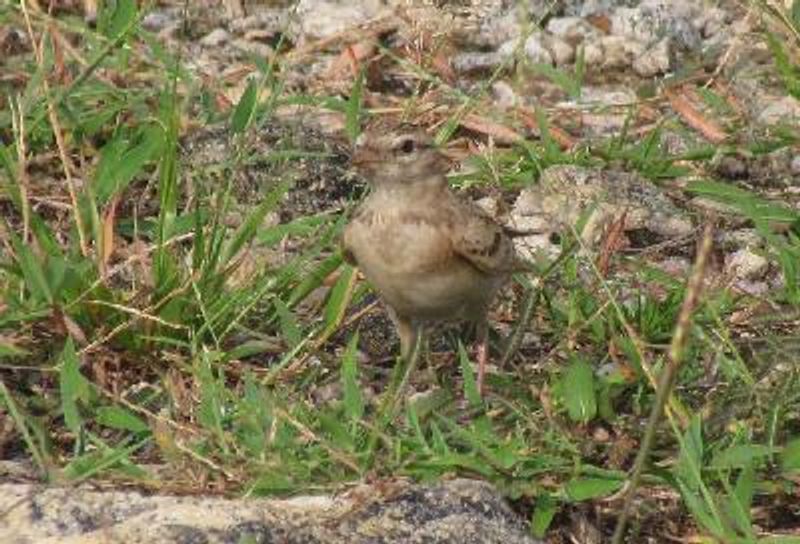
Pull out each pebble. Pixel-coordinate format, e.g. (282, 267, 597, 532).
(491, 81, 518, 109)
(200, 28, 230, 47)
(545, 16, 600, 42)
(633, 37, 672, 77)
(757, 96, 800, 125)
(544, 35, 575, 66)
(725, 248, 769, 280)
(452, 51, 506, 75)
(524, 33, 553, 65)
(790, 155, 800, 177)
(232, 39, 274, 59)
(294, 0, 385, 41)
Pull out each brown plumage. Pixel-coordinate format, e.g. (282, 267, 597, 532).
(342, 127, 517, 393)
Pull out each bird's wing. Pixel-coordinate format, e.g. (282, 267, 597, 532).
(448, 197, 516, 275)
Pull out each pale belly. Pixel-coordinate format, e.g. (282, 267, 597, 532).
(346, 217, 497, 321)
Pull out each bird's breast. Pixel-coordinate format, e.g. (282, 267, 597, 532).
(345, 206, 495, 320)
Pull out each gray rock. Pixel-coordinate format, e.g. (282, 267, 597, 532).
(232, 38, 274, 59)
(294, 0, 387, 41)
(585, 35, 644, 69)
(141, 9, 180, 33)
(567, 87, 638, 136)
(452, 51, 506, 75)
(200, 28, 231, 47)
(511, 165, 693, 252)
(699, 7, 730, 38)
(633, 37, 672, 76)
(545, 16, 601, 42)
(725, 248, 769, 280)
(491, 80, 519, 109)
(757, 96, 800, 125)
(544, 35, 576, 66)
(791, 155, 800, 176)
(229, 10, 288, 35)
(610, 2, 701, 50)
(0, 476, 541, 544)
(470, 9, 522, 49)
(524, 33, 554, 64)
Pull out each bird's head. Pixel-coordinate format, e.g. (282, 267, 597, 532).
(351, 129, 450, 189)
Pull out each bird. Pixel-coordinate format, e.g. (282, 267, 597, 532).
(341, 125, 518, 394)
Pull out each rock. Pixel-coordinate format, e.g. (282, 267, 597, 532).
(294, 0, 386, 41)
(524, 33, 554, 64)
(232, 38, 274, 59)
(610, 3, 701, 50)
(725, 248, 769, 280)
(568, 87, 638, 136)
(562, 0, 623, 17)
(699, 7, 730, 38)
(544, 35, 575, 66)
(718, 229, 764, 251)
(791, 154, 800, 176)
(200, 28, 231, 47)
(229, 10, 288, 35)
(141, 9, 180, 33)
(757, 96, 800, 125)
(452, 51, 506, 75)
(545, 16, 601, 42)
(491, 80, 519, 109)
(0, 475, 542, 544)
(511, 165, 693, 249)
(587, 35, 645, 69)
(633, 37, 672, 77)
(469, 9, 522, 49)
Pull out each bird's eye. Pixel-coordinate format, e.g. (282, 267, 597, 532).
(398, 138, 415, 154)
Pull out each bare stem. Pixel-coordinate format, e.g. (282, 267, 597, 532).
(611, 222, 714, 544)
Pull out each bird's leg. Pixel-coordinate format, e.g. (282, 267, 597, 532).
(475, 320, 489, 396)
(387, 307, 419, 363)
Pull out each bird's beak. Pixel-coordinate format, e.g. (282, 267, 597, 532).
(351, 138, 379, 168)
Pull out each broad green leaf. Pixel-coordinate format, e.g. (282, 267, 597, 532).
(273, 298, 303, 348)
(781, 437, 800, 474)
(562, 359, 596, 423)
(222, 178, 292, 264)
(95, 406, 149, 433)
(710, 444, 777, 469)
(686, 179, 798, 224)
(344, 68, 364, 143)
(531, 494, 558, 538)
(231, 78, 258, 134)
(95, 125, 164, 204)
(287, 253, 344, 308)
(341, 332, 364, 423)
(676, 415, 705, 491)
(320, 264, 357, 339)
(106, 0, 138, 39)
(729, 463, 755, 535)
(59, 339, 91, 434)
(676, 477, 723, 537)
(565, 477, 623, 501)
(8, 229, 53, 304)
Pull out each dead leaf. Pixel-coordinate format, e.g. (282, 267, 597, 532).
(100, 194, 119, 277)
(596, 211, 628, 276)
(666, 86, 727, 144)
(325, 39, 378, 80)
(460, 114, 524, 145)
